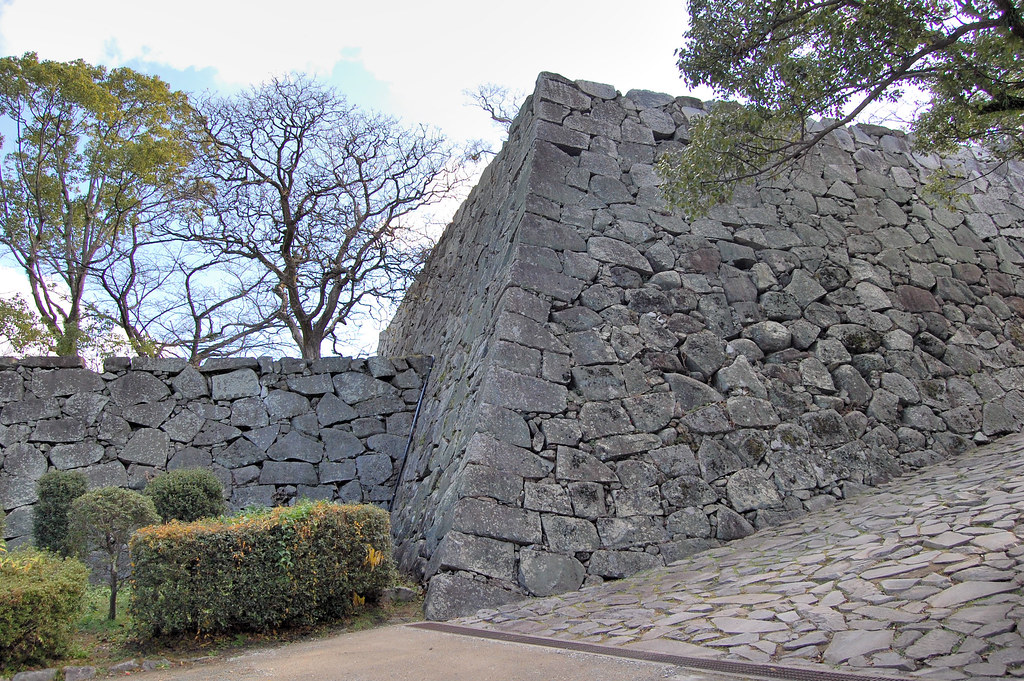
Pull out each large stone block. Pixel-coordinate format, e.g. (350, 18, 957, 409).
(109, 372, 171, 406)
(541, 515, 600, 552)
(120, 428, 169, 466)
(519, 549, 586, 597)
(259, 461, 317, 486)
(31, 368, 104, 397)
(452, 497, 541, 544)
(482, 367, 568, 413)
(50, 442, 104, 470)
(435, 530, 515, 581)
(588, 550, 664, 578)
(423, 572, 523, 621)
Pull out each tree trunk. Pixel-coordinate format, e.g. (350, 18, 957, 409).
(108, 557, 118, 620)
(57, 309, 82, 358)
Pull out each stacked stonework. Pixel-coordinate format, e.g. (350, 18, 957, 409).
(382, 72, 1024, 619)
(0, 354, 429, 545)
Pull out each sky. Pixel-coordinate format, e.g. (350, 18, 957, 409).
(0, 0, 702, 357)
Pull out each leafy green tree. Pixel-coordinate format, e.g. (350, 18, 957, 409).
(0, 53, 200, 357)
(660, 0, 1024, 215)
(68, 487, 160, 620)
(33, 470, 88, 556)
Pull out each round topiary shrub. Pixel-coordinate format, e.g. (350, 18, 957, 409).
(143, 469, 226, 523)
(33, 470, 88, 556)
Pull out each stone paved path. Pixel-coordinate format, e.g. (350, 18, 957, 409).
(457, 433, 1024, 681)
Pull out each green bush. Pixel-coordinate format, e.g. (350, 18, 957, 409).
(143, 469, 225, 523)
(34, 470, 88, 555)
(130, 501, 397, 637)
(0, 548, 89, 667)
(1, 508, 6, 551)
(69, 487, 161, 620)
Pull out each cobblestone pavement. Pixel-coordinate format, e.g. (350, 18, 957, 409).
(457, 433, 1024, 681)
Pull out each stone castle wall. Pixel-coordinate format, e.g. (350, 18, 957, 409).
(382, 73, 1024, 618)
(3, 71, 1024, 620)
(0, 354, 430, 545)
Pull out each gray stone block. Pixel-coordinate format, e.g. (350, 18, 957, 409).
(123, 400, 174, 428)
(50, 442, 104, 470)
(423, 572, 523, 621)
(356, 453, 392, 484)
(264, 390, 310, 420)
(31, 368, 104, 397)
(466, 433, 553, 479)
(286, 373, 334, 395)
(519, 549, 586, 597)
(452, 497, 541, 544)
(542, 515, 600, 552)
(83, 461, 128, 489)
(171, 365, 208, 399)
(109, 371, 170, 406)
(436, 530, 515, 581)
(268, 431, 324, 463)
(589, 549, 663, 578)
(120, 428, 169, 466)
(259, 461, 317, 485)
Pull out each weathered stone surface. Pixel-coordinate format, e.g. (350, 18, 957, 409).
(120, 428, 169, 466)
(519, 549, 586, 596)
(123, 400, 174, 428)
(50, 442, 104, 470)
(32, 368, 104, 397)
(453, 497, 541, 544)
(356, 453, 393, 484)
(259, 461, 317, 485)
(542, 515, 600, 552)
(423, 573, 523, 621)
(484, 367, 568, 412)
(467, 433, 554, 479)
(110, 372, 170, 406)
(589, 550, 663, 578)
(726, 468, 782, 512)
(334, 372, 398, 404)
(265, 390, 311, 420)
(268, 430, 324, 463)
(171, 366, 208, 398)
(437, 530, 515, 581)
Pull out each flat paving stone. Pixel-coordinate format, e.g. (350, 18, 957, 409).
(456, 433, 1024, 681)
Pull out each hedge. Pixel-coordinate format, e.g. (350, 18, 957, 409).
(0, 548, 89, 667)
(143, 469, 225, 523)
(129, 501, 397, 637)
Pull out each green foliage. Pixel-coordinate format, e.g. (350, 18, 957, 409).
(143, 468, 226, 523)
(665, 0, 1024, 214)
(68, 487, 161, 620)
(0, 52, 200, 357)
(0, 508, 6, 551)
(34, 470, 88, 556)
(130, 501, 398, 637)
(0, 547, 89, 668)
(0, 296, 56, 355)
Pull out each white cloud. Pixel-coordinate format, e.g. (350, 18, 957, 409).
(0, 0, 697, 143)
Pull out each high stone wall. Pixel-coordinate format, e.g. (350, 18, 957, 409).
(0, 354, 430, 545)
(381, 72, 1024, 619)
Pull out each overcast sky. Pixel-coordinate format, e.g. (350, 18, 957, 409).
(0, 0, 697, 144)
(0, 0, 702, 355)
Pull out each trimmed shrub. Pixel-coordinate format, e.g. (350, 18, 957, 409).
(69, 487, 161, 620)
(34, 470, 88, 555)
(0, 548, 89, 667)
(143, 469, 225, 523)
(130, 501, 397, 637)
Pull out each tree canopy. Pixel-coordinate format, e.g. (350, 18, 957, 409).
(0, 53, 200, 356)
(659, 0, 1024, 215)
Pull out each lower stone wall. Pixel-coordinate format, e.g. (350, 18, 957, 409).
(0, 354, 430, 546)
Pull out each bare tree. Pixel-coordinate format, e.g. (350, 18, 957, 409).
(94, 229, 285, 363)
(177, 76, 460, 359)
(464, 83, 525, 132)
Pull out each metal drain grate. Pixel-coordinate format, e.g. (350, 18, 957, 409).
(409, 622, 914, 681)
